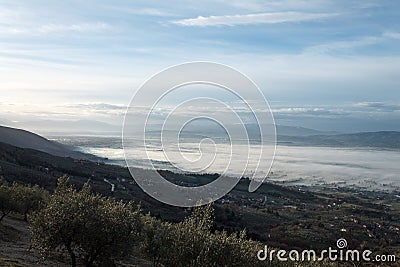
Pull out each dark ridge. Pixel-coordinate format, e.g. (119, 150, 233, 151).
(0, 125, 102, 160)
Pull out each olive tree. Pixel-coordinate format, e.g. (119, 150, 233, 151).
(140, 204, 294, 267)
(0, 177, 48, 222)
(12, 183, 48, 221)
(0, 183, 15, 222)
(140, 214, 175, 266)
(30, 177, 142, 267)
(140, 204, 214, 266)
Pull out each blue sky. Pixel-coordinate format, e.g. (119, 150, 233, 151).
(0, 0, 399, 133)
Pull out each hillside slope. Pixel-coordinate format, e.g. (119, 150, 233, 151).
(0, 125, 100, 160)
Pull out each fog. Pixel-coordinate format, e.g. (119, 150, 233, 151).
(52, 136, 400, 191)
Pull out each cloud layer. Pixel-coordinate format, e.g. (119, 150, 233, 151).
(172, 12, 338, 26)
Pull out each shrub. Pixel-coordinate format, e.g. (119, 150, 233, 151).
(12, 182, 49, 221)
(0, 181, 15, 222)
(30, 176, 142, 267)
(0, 177, 47, 222)
(140, 204, 288, 267)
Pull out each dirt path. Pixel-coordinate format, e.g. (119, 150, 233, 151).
(0, 215, 69, 267)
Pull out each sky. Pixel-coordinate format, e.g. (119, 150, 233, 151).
(0, 0, 399, 134)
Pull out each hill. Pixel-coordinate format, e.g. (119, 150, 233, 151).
(0, 125, 101, 160)
(279, 131, 400, 149)
(276, 125, 336, 136)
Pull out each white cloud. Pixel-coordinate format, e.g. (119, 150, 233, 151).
(215, 0, 267, 12)
(67, 103, 127, 111)
(383, 31, 400, 40)
(125, 8, 175, 17)
(304, 32, 400, 54)
(0, 22, 111, 35)
(0, 7, 21, 24)
(172, 12, 338, 27)
(272, 107, 348, 117)
(354, 102, 400, 111)
(214, 0, 366, 13)
(303, 36, 380, 54)
(37, 22, 111, 33)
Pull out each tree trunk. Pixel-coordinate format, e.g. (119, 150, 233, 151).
(0, 210, 10, 222)
(86, 257, 94, 267)
(66, 244, 77, 267)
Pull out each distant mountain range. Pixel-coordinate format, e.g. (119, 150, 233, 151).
(279, 131, 400, 149)
(156, 123, 337, 140)
(0, 119, 121, 135)
(275, 125, 338, 136)
(0, 125, 101, 160)
(1, 125, 399, 162)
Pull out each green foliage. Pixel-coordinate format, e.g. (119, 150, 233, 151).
(140, 204, 286, 267)
(0, 180, 15, 222)
(11, 182, 49, 221)
(30, 176, 142, 267)
(141, 213, 175, 266)
(0, 175, 331, 267)
(0, 177, 48, 222)
(0, 176, 8, 186)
